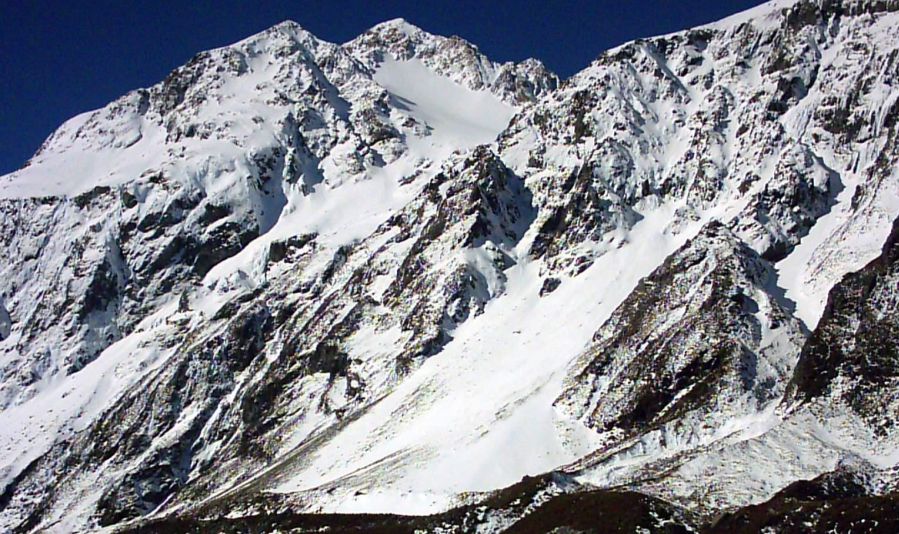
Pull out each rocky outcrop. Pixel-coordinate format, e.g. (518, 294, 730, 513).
(787, 214, 899, 443)
(710, 464, 899, 533)
(556, 222, 805, 449)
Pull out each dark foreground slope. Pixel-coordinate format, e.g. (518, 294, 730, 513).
(125, 473, 899, 534)
(125, 474, 697, 533)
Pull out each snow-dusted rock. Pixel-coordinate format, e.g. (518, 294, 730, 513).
(556, 222, 806, 453)
(2, 1, 899, 532)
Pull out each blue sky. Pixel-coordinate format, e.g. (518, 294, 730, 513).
(0, 0, 766, 175)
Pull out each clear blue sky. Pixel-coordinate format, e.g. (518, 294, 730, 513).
(0, 0, 766, 175)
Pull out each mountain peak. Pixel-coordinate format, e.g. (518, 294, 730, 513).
(366, 17, 423, 37)
(268, 19, 304, 32)
(345, 18, 558, 104)
(253, 18, 324, 48)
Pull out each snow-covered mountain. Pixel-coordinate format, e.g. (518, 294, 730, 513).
(2, 1, 899, 532)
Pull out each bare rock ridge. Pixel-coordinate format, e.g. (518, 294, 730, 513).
(1, 1, 899, 532)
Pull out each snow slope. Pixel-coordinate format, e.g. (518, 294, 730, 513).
(269, 203, 698, 513)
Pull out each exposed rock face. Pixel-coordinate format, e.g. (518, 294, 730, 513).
(497, 0, 898, 277)
(2, 1, 899, 532)
(787, 214, 899, 451)
(0, 299, 9, 341)
(710, 464, 899, 533)
(556, 222, 806, 449)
